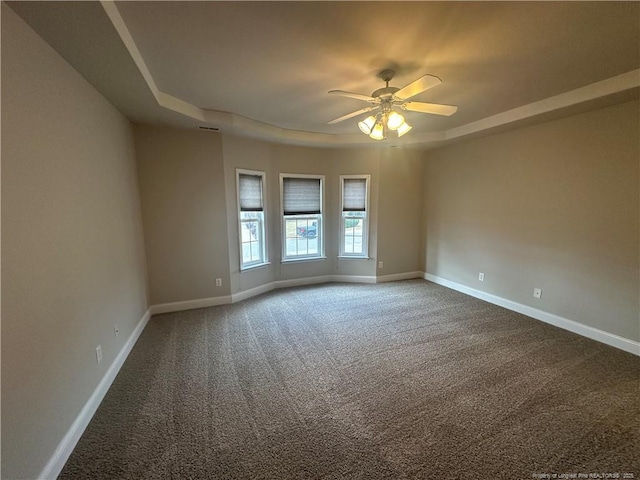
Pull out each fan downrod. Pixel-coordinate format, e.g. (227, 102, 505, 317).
(373, 70, 400, 99)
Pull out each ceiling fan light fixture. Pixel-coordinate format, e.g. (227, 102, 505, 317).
(396, 121, 412, 137)
(386, 111, 405, 130)
(369, 122, 385, 140)
(358, 115, 376, 135)
(329, 70, 456, 141)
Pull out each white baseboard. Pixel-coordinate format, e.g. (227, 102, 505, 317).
(147, 272, 638, 356)
(377, 271, 423, 283)
(149, 295, 232, 315)
(231, 282, 275, 303)
(424, 273, 640, 356)
(39, 308, 152, 480)
(331, 274, 377, 284)
(152, 273, 383, 313)
(274, 275, 333, 289)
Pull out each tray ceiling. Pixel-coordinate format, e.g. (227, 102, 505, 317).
(8, 1, 640, 147)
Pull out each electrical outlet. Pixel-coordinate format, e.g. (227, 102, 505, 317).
(114, 325, 119, 338)
(478, 272, 485, 282)
(96, 345, 102, 364)
(378, 261, 384, 269)
(215, 278, 222, 287)
(533, 288, 542, 299)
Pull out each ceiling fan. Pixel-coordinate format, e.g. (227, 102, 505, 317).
(327, 69, 457, 139)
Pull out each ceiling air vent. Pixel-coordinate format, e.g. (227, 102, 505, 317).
(197, 126, 220, 131)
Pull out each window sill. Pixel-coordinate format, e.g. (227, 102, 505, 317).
(240, 261, 271, 272)
(338, 255, 370, 260)
(281, 256, 327, 264)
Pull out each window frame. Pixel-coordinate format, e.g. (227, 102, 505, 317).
(339, 174, 370, 258)
(280, 173, 325, 262)
(236, 169, 268, 270)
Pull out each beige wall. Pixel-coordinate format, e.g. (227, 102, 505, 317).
(140, 131, 389, 305)
(271, 143, 333, 284)
(329, 147, 381, 278)
(222, 135, 386, 295)
(423, 100, 640, 341)
(134, 125, 230, 303)
(377, 148, 425, 276)
(222, 134, 277, 293)
(1, 5, 149, 479)
(3, 4, 637, 478)
(147, 131, 425, 301)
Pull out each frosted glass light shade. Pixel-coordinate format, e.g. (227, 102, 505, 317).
(358, 116, 376, 134)
(397, 122, 412, 137)
(369, 122, 385, 140)
(387, 111, 405, 130)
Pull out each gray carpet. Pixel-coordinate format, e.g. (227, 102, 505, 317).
(59, 280, 639, 479)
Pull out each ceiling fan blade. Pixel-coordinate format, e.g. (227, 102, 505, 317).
(394, 74, 442, 100)
(403, 102, 458, 116)
(328, 90, 376, 102)
(328, 106, 379, 125)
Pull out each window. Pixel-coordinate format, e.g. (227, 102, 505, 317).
(281, 174, 324, 261)
(340, 175, 369, 257)
(237, 170, 267, 269)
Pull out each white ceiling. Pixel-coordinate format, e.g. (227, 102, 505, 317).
(9, 1, 640, 147)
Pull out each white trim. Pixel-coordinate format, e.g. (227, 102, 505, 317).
(231, 283, 275, 303)
(281, 256, 328, 264)
(240, 261, 271, 272)
(445, 69, 640, 141)
(38, 308, 152, 480)
(424, 273, 640, 356)
(377, 271, 423, 283)
(149, 296, 232, 315)
(272, 274, 376, 289)
(274, 275, 332, 289)
(339, 175, 370, 258)
(233, 275, 376, 302)
(236, 168, 268, 270)
(149, 273, 640, 356)
(156, 273, 383, 311)
(331, 274, 376, 284)
(100, 1, 160, 97)
(280, 173, 325, 261)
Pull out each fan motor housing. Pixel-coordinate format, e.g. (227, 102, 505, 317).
(372, 86, 400, 99)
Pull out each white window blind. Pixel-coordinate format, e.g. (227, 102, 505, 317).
(239, 174, 263, 212)
(283, 178, 321, 215)
(342, 178, 367, 212)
